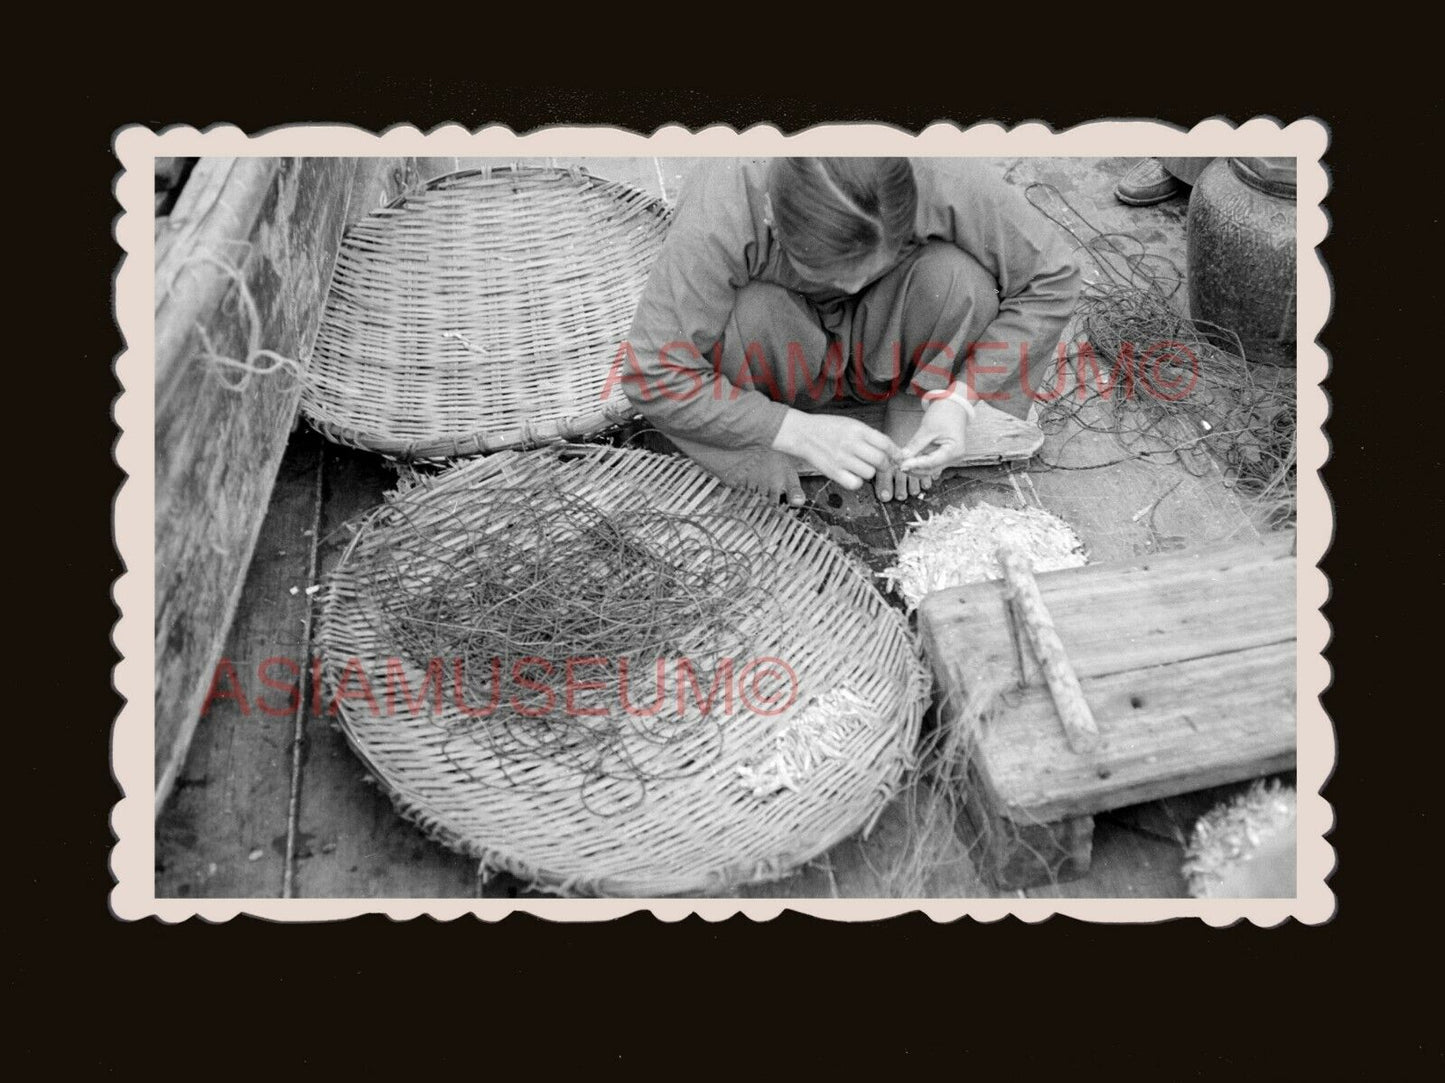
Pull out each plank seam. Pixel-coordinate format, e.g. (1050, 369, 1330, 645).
(283, 444, 326, 899)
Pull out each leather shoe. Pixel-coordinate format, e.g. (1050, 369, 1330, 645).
(1115, 159, 1184, 206)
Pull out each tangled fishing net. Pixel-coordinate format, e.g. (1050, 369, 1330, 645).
(352, 483, 775, 816)
(1025, 183, 1297, 530)
(317, 446, 929, 896)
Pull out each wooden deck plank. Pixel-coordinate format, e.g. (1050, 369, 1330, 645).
(1026, 422, 1263, 564)
(289, 444, 479, 898)
(155, 157, 363, 809)
(155, 434, 324, 897)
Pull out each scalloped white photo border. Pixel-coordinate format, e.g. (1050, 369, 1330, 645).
(112, 119, 1333, 924)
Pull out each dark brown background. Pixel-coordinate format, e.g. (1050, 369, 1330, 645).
(33, 63, 1424, 1074)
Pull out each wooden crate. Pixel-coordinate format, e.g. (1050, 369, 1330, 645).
(918, 532, 1297, 889)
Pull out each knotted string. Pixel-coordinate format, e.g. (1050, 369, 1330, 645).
(176, 252, 310, 393)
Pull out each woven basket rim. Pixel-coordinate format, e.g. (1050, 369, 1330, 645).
(382, 161, 652, 208)
(301, 164, 672, 460)
(307, 396, 638, 461)
(316, 446, 929, 896)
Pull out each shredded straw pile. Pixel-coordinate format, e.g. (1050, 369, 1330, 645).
(736, 687, 873, 798)
(1183, 779, 1297, 898)
(881, 502, 1088, 610)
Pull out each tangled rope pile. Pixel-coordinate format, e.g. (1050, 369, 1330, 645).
(349, 484, 779, 815)
(1025, 183, 1297, 529)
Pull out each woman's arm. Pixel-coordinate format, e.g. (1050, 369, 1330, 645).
(911, 159, 1082, 415)
(620, 160, 791, 450)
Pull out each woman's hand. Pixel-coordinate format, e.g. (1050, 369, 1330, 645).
(772, 410, 903, 491)
(897, 394, 971, 475)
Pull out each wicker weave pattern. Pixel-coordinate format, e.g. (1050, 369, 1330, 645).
(316, 447, 929, 896)
(302, 167, 672, 459)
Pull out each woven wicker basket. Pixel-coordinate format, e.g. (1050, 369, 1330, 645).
(302, 166, 672, 459)
(316, 446, 929, 896)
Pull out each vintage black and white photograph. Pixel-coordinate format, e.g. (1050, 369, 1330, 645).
(117, 124, 1328, 914)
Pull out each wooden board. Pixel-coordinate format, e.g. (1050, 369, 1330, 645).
(923, 533, 1296, 688)
(980, 641, 1295, 822)
(920, 534, 1296, 825)
(288, 444, 480, 899)
(155, 435, 483, 898)
(155, 436, 323, 897)
(155, 157, 367, 810)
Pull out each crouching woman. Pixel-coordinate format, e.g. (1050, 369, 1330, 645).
(620, 157, 1080, 504)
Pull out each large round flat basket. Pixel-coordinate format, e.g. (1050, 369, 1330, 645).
(316, 447, 929, 896)
(302, 166, 672, 459)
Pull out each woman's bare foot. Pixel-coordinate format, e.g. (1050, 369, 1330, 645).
(719, 449, 807, 507)
(663, 433, 808, 507)
(875, 396, 936, 502)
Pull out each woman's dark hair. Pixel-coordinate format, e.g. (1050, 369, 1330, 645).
(767, 158, 918, 268)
